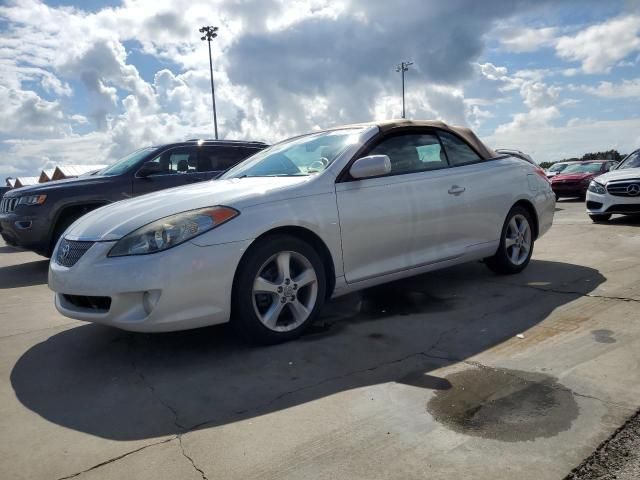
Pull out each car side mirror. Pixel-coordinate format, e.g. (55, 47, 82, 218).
(349, 155, 391, 179)
(138, 161, 163, 178)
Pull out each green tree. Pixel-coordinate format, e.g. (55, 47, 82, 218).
(581, 150, 625, 161)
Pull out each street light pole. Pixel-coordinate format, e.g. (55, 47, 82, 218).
(200, 25, 219, 140)
(395, 61, 413, 119)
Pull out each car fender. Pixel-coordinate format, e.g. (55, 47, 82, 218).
(191, 191, 344, 277)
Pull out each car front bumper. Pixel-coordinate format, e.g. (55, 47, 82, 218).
(48, 238, 252, 332)
(585, 191, 640, 215)
(551, 183, 589, 198)
(0, 211, 51, 254)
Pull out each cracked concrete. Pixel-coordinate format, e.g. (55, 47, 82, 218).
(1, 200, 639, 479)
(485, 279, 640, 304)
(178, 436, 208, 480)
(56, 437, 178, 480)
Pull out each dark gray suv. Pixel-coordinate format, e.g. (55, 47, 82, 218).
(0, 139, 267, 256)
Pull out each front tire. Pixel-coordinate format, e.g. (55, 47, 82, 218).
(485, 206, 534, 275)
(231, 234, 326, 344)
(47, 212, 84, 257)
(589, 213, 611, 223)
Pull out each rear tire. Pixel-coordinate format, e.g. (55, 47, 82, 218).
(589, 213, 611, 223)
(485, 205, 534, 275)
(231, 234, 326, 344)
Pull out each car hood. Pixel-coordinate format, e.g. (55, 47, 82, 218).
(66, 176, 312, 241)
(551, 172, 594, 182)
(5, 175, 111, 195)
(593, 167, 640, 184)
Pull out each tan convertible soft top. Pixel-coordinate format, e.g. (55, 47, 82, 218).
(340, 119, 497, 160)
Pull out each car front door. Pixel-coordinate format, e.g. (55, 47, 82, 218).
(132, 147, 199, 196)
(335, 129, 468, 284)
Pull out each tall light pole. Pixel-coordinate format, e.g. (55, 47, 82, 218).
(395, 61, 413, 119)
(199, 25, 219, 140)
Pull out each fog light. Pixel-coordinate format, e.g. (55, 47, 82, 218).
(142, 290, 161, 315)
(15, 220, 32, 230)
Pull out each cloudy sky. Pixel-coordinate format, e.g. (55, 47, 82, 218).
(1, 0, 640, 181)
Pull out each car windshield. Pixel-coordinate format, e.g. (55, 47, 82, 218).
(221, 128, 365, 179)
(99, 147, 158, 176)
(561, 162, 603, 174)
(617, 151, 640, 170)
(549, 163, 568, 172)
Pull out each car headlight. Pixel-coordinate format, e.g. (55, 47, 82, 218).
(587, 181, 606, 194)
(17, 194, 47, 206)
(108, 206, 239, 257)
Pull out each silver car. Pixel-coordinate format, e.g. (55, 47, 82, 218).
(49, 120, 555, 343)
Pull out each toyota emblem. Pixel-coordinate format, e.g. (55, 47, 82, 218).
(627, 183, 640, 196)
(60, 244, 71, 260)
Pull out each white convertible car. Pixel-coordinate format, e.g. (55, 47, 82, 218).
(49, 120, 555, 343)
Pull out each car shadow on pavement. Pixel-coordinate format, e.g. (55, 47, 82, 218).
(0, 245, 23, 254)
(10, 259, 605, 441)
(608, 215, 640, 227)
(0, 260, 49, 289)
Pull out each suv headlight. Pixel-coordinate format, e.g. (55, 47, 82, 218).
(587, 181, 606, 194)
(17, 194, 47, 206)
(108, 206, 239, 257)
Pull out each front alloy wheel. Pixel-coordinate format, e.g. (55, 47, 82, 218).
(232, 234, 326, 344)
(252, 251, 318, 332)
(485, 206, 535, 274)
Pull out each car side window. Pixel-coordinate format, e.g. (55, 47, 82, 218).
(438, 131, 482, 166)
(366, 133, 448, 175)
(199, 147, 256, 172)
(145, 148, 196, 175)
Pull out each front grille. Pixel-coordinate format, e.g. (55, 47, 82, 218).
(606, 204, 640, 214)
(606, 180, 640, 197)
(63, 294, 111, 312)
(0, 197, 17, 213)
(586, 201, 603, 210)
(55, 239, 95, 267)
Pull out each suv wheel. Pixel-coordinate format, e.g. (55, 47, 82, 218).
(232, 234, 326, 344)
(48, 212, 83, 257)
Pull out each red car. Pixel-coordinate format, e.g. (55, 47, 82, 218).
(550, 160, 618, 199)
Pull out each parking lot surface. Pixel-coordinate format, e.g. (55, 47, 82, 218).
(1, 200, 639, 480)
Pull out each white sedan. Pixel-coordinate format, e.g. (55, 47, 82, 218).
(49, 120, 555, 343)
(586, 149, 640, 222)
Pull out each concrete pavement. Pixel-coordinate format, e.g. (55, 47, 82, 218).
(0, 200, 638, 479)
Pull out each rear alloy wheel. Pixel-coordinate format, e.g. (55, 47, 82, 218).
(485, 206, 534, 275)
(589, 213, 611, 223)
(232, 235, 326, 344)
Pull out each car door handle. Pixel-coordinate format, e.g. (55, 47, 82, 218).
(448, 185, 466, 195)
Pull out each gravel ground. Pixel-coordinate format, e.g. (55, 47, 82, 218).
(566, 410, 640, 480)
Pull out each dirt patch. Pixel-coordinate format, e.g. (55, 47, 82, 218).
(566, 409, 640, 480)
(427, 366, 579, 442)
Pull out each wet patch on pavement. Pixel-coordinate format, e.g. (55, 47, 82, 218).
(303, 282, 457, 339)
(427, 366, 579, 441)
(591, 329, 616, 344)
